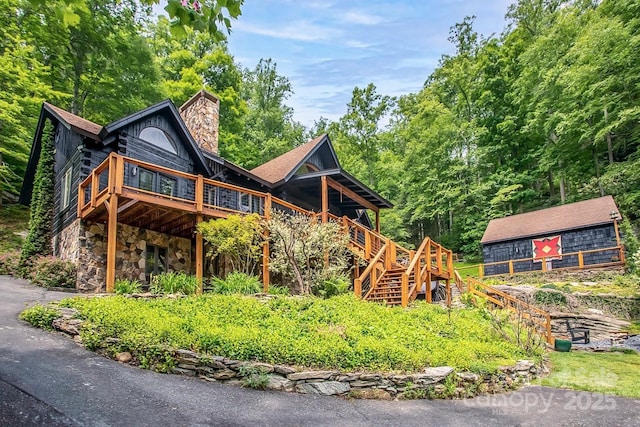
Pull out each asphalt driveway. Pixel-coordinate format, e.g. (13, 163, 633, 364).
(1, 275, 639, 426)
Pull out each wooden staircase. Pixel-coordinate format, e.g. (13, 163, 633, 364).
(365, 266, 408, 305)
(342, 218, 453, 307)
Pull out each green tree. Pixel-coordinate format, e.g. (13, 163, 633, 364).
(335, 83, 393, 188)
(241, 58, 305, 168)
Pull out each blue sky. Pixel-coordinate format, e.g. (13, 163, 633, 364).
(181, 1, 514, 126)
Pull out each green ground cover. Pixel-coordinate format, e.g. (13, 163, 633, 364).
(23, 294, 539, 374)
(0, 204, 29, 253)
(538, 351, 640, 399)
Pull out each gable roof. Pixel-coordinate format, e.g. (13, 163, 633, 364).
(43, 103, 103, 139)
(250, 134, 337, 185)
(102, 99, 212, 175)
(481, 196, 620, 244)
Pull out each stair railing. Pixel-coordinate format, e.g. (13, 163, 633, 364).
(467, 277, 554, 345)
(354, 242, 388, 299)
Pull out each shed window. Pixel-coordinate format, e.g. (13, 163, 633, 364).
(139, 127, 177, 154)
(62, 167, 73, 209)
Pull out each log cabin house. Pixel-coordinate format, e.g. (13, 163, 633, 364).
(20, 90, 454, 306)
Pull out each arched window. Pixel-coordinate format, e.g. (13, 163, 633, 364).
(139, 127, 177, 154)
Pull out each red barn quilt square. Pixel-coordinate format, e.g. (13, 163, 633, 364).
(532, 236, 562, 262)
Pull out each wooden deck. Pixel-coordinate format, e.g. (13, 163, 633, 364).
(78, 153, 455, 306)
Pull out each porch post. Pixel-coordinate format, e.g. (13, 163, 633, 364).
(263, 194, 272, 292)
(375, 209, 380, 233)
(321, 175, 328, 223)
(105, 193, 118, 293)
(195, 214, 204, 295)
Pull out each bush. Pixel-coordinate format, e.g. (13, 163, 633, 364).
(115, 279, 142, 295)
(533, 289, 567, 306)
(268, 285, 290, 296)
(210, 272, 261, 295)
(20, 304, 60, 330)
(150, 271, 199, 295)
(314, 274, 351, 298)
(0, 251, 20, 275)
(29, 256, 76, 288)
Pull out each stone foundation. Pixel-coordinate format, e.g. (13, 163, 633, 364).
(53, 219, 192, 292)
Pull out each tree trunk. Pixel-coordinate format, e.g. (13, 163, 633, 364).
(593, 148, 605, 197)
(604, 106, 614, 164)
(559, 173, 566, 204)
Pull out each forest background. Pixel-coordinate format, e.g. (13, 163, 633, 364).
(1, 0, 639, 259)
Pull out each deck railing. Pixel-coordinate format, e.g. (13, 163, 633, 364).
(467, 277, 554, 344)
(78, 153, 456, 305)
(456, 246, 625, 279)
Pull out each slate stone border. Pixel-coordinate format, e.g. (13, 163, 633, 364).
(50, 308, 546, 399)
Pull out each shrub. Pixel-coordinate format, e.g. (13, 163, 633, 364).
(197, 214, 263, 275)
(267, 211, 350, 295)
(238, 365, 270, 389)
(268, 285, 290, 296)
(150, 271, 199, 295)
(0, 251, 20, 275)
(533, 289, 567, 306)
(20, 304, 60, 330)
(115, 279, 142, 295)
(29, 256, 76, 288)
(314, 274, 351, 298)
(210, 272, 261, 295)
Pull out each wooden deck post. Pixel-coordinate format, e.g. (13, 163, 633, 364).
(354, 278, 362, 298)
(195, 214, 203, 295)
(578, 251, 584, 269)
(426, 270, 432, 303)
(262, 194, 272, 293)
(321, 175, 328, 223)
(401, 274, 409, 308)
(509, 260, 514, 276)
(105, 193, 118, 293)
(541, 257, 547, 272)
(196, 175, 204, 212)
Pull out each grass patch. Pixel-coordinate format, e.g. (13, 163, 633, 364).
(0, 204, 29, 253)
(538, 351, 640, 399)
(32, 294, 540, 374)
(454, 261, 482, 279)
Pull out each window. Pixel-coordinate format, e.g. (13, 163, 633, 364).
(139, 169, 154, 192)
(61, 167, 73, 209)
(137, 169, 177, 198)
(239, 193, 251, 212)
(159, 175, 176, 197)
(139, 127, 177, 154)
(146, 245, 167, 281)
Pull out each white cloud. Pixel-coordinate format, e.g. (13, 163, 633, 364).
(345, 40, 373, 49)
(234, 20, 342, 43)
(340, 11, 385, 26)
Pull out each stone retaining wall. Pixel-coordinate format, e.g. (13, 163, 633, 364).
(51, 309, 544, 400)
(53, 219, 192, 292)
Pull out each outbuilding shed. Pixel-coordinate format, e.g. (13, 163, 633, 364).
(480, 196, 623, 276)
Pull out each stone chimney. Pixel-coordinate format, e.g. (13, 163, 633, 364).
(179, 89, 220, 155)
